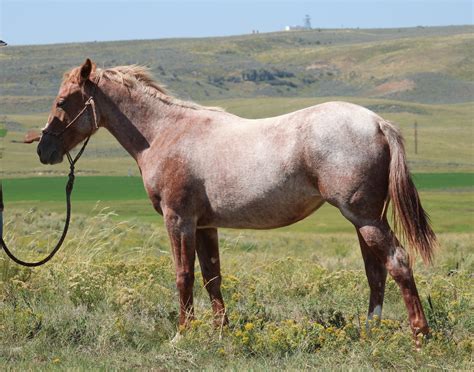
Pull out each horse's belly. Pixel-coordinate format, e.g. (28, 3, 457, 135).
(200, 180, 324, 229)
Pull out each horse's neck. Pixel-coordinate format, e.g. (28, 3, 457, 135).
(97, 80, 176, 162)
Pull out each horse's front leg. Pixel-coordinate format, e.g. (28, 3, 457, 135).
(196, 228, 228, 327)
(164, 209, 196, 327)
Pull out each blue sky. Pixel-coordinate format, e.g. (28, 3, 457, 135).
(1, 0, 472, 45)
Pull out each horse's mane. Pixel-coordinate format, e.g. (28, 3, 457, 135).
(64, 64, 224, 112)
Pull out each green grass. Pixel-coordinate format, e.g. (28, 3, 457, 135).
(412, 172, 474, 189)
(2, 176, 148, 202)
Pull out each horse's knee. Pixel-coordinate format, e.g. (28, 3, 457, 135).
(176, 271, 195, 292)
(358, 223, 411, 279)
(358, 223, 391, 251)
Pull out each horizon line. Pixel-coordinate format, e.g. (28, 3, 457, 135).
(2, 24, 472, 47)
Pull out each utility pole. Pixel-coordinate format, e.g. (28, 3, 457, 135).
(414, 120, 418, 154)
(304, 15, 312, 30)
(0, 182, 3, 238)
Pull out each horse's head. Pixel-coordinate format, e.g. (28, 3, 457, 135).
(37, 58, 99, 164)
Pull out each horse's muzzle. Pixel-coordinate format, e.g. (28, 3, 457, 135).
(37, 137, 63, 165)
(37, 147, 63, 165)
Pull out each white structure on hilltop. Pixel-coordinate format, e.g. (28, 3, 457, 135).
(285, 14, 312, 31)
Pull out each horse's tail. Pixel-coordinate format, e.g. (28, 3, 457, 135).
(378, 120, 436, 265)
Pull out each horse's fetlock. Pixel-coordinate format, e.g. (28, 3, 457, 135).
(204, 274, 222, 288)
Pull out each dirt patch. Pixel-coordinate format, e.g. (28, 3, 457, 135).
(372, 79, 416, 95)
(306, 62, 332, 70)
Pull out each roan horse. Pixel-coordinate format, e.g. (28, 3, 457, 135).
(36, 59, 436, 345)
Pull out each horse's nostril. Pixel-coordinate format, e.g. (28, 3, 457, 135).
(37, 146, 41, 157)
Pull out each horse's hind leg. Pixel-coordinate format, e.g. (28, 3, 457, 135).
(356, 229, 387, 329)
(356, 220, 429, 343)
(196, 228, 228, 327)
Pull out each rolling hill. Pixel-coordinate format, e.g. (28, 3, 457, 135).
(0, 25, 473, 115)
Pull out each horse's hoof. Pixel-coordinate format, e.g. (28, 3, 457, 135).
(414, 329, 431, 350)
(213, 315, 229, 329)
(415, 337, 423, 351)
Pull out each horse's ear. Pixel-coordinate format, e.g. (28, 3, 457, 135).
(79, 58, 94, 83)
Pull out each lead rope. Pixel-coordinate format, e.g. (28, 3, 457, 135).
(0, 136, 91, 267)
(0, 97, 96, 267)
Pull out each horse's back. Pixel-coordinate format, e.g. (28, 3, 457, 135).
(276, 100, 382, 133)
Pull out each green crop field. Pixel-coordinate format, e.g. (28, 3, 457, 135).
(2, 173, 473, 202)
(2, 173, 473, 234)
(1, 26, 473, 369)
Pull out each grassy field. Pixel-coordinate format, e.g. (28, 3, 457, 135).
(0, 206, 472, 369)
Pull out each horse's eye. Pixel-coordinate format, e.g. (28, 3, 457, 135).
(57, 99, 66, 108)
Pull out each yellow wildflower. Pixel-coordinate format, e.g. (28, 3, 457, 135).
(244, 322, 255, 331)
